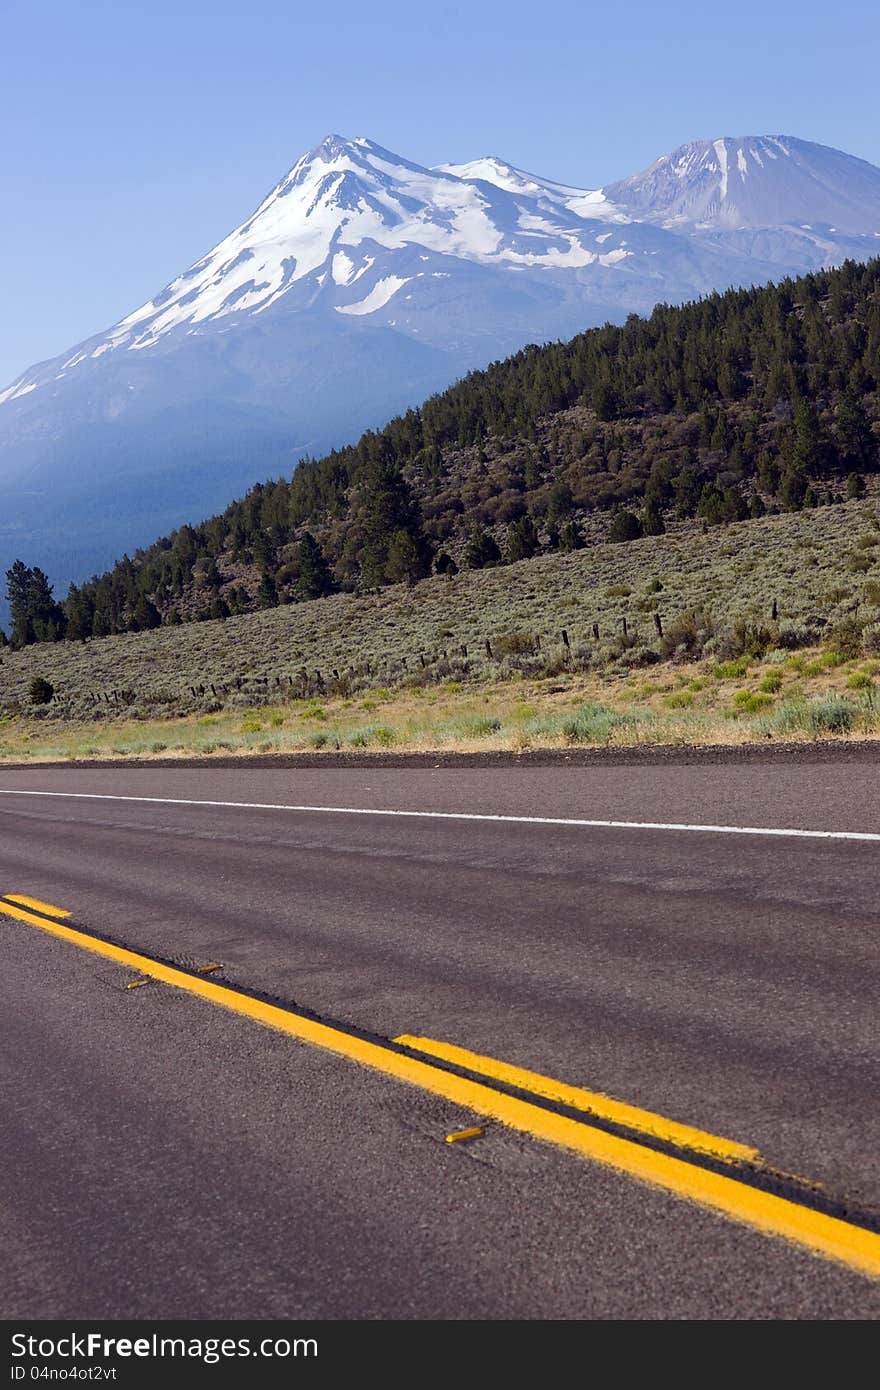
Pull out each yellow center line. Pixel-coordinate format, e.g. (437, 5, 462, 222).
(2, 894, 878, 1282)
(4, 894, 71, 919)
(396, 1034, 758, 1164)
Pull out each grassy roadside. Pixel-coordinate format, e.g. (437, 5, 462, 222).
(1, 642, 877, 763)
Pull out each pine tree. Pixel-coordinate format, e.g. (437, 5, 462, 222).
(507, 515, 539, 562)
(296, 532, 334, 599)
(557, 520, 584, 552)
(384, 529, 427, 585)
(836, 390, 877, 472)
(258, 573, 278, 608)
(5, 560, 34, 647)
(5, 561, 65, 646)
(465, 523, 502, 569)
(358, 450, 432, 586)
(847, 472, 866, 500)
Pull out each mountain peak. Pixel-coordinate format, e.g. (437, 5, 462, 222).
(605, 134, 880, 232)
(3, 128, 880, 612)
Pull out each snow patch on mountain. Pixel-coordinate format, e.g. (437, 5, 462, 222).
(336, 275, 411, 315)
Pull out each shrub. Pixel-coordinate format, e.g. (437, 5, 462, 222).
(659, 609, 715, 660)
(828, 616, 864, 660)
(759, 672, 783, 693)
(609, 508, 643, 542)
(29, 677, 54, 706)
(724, 619, 773, 659)
(775, 623, 816, 650)
(863, 623, 880, 655)
(846, 671, 873, 690)
(847, 552, 871, 573)
(560, 703, 640, 745)
(733, 690, 773, 714)
(807, 694, 859, 734)
(759, 693, 861, 737)
(494, 631, 536, 657)
(713, 657, 750, 679)
(346, 723, 396, 748)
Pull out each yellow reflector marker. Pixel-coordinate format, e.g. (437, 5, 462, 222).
(2, 894, 879, 1281)
(446, 1126, 485, 1144)
(396, 1035, 758, 1164)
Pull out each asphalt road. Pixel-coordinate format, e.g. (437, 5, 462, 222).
(1, 757, 878, 1319)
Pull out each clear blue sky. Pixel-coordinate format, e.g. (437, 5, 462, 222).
(2, 0, 879, 385)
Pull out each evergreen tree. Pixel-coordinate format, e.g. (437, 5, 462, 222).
(507, 515, 539, 562)
(836, 390, 877, 472)
(435, 551, 459, 576)
(642, 499, 666, 536)
(359, 448, 432, 586)
(131, 595, 162, 631)
(296, 532, 334, 599)
(258, 573, 278, 608)
(5, 561, 65, 646)
(557, 520, 584, 552)
(591, 378, 618, 421)
(847, 471, 866, 499)
(608, 507, 643, 542)
(465, 523, 502, 569)
(384, 529, 427, 585)
(6, 560, 34, 647)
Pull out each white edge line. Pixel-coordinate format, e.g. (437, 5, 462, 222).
(0, 788, 877, 841)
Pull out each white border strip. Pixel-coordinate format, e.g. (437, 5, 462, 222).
(0, 788, 878, 841)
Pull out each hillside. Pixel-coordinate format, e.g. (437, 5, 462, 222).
(3, 132, 880, 606)
(3, 494, 880, 751)
(7, 255, 877, 648)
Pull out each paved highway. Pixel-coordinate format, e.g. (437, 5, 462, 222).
(1, 757, 878, 1318)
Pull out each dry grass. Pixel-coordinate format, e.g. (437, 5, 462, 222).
(2, 495, 879, 760)
(1, 645, 877, 763)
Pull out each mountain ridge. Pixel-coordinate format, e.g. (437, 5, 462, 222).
(2, 130, 880, 616)
(6, 254, 877, 648)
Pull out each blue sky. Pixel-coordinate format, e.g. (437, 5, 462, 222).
(2, 0, 879, 385)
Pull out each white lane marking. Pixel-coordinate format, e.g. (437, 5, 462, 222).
(0, 787, 877, 841)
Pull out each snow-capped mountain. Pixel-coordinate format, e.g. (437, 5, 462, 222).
(2, 132, 879, 606)
(605, 136, 880, 233)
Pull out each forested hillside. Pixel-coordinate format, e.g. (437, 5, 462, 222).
(5, 257, 879, 647)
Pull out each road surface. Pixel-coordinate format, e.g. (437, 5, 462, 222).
(0, 757, 878, 1318)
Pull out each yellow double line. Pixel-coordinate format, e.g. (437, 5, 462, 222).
(2, 891, 878, 1281)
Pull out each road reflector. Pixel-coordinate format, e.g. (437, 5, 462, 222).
(446, 1126, 485, 1144)
(198, 964, 222, 974)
